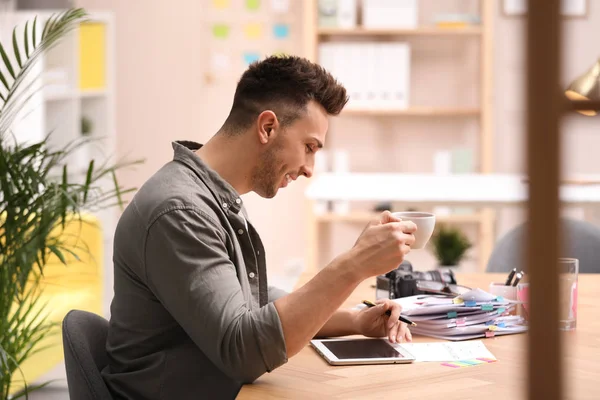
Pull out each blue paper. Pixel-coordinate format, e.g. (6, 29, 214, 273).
(273, 23, 289, 38)
(243, 52, 261, 65)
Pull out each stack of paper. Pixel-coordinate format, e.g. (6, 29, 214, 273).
(378, 289, 528, 341)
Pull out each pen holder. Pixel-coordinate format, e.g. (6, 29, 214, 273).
(516, 283, 529, 322)
(489, 283, 518, 316)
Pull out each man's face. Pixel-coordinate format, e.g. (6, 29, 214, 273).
(251, 100, 328, 198)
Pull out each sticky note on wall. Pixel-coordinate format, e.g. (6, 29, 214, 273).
(244, 23, 262, 39)
(213, 0, 230, 8)
(79, 22, 106, 90)
(213, 24, 230, 39)
(210, 52, 231, 73)
(246, 0, 260, 10)
(273, 23, 289, 38)
(243, 52, 261, 65)
(271, 0, 290, 13)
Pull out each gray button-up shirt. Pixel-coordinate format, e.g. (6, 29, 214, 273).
(102, 141, 288, 400)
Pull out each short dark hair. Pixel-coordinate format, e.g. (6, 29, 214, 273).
(222, 55, 348, 134)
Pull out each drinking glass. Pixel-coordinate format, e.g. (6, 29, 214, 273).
(558, 257, 578, 331)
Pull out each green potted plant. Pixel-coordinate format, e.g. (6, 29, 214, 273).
(429, 224, 472, 268)
(0, 9, 140, 398)
(81, 115, 93, 136)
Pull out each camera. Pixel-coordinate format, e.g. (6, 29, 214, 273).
(375, 260, 459, 299)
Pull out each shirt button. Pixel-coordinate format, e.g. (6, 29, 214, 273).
(235, 198, 241, 204)
(237, 229, 244, 235)
(248, 272, 255, 279)
(256, 250, 260, 255)
(222, 202, 228, 209)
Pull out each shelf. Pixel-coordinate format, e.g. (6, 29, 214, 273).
(316, 211, 484, 224)
(305, 173, 600, 206)
(80, 89, 108, 98)
(44, 89, 77, 102)
(342, 107, 480, 117)
(317, 26, 482, 37)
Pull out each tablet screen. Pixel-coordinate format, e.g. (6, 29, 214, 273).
(321, 339, 404, 359)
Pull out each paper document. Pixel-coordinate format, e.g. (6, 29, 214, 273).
(395, 341, 496, 362)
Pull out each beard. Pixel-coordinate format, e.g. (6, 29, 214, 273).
(251, 140, 285, 198)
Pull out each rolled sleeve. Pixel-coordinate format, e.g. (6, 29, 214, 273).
(268, 286, 289, 303)
(144, 207, 287, 382)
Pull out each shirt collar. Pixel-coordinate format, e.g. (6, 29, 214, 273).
(172, 140, 244, 214)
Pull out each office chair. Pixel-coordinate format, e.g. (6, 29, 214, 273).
(486, 218, 600, 274)
(62, 310, 113, 400)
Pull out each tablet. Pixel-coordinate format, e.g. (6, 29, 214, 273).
(310, 338, 415, 366)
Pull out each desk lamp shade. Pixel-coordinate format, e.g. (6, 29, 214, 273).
(565, 58, 600, 116)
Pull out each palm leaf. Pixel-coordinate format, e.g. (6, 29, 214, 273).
(0, 8, 88, 134)
(0, 42, 15, 80)
(24, 21, 30, 58)
(12, 27, 22, 69)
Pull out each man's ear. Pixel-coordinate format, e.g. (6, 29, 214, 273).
(256, 110, 279, 144)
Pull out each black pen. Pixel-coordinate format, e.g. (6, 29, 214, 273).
(512, 271, 524, 287)
(505, 268, 517, 286)
(362, 300, 417, 326)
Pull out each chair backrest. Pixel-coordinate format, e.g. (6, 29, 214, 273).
(486, 218, 600, 273)
(62, 310, 113, 400)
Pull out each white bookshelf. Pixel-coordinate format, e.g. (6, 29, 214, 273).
(303, 0, 496, 272)
(11, 9, 117, 316)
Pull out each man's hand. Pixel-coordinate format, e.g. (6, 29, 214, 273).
(353, 299, 412, 343)
(348, 211, 417, 280)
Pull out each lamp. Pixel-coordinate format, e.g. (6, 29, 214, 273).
(565, 58, 600, 116)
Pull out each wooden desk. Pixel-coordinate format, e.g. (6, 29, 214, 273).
(238, 273, 600, 399)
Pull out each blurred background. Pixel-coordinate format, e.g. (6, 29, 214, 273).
(1, 0, 599, 398)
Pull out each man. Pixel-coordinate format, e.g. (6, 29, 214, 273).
(102, 55, 417, 399)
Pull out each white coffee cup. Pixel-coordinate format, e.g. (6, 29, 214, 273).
(391, 211, 436, 249)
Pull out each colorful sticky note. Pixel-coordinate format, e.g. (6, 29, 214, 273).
(453, 362, 473, 367)
(482, 304, 494, 311)
(210, 52, 231, 72)
(447, 311, 458, 319)
(271, 0, 290, 13)
(465, 300, 477, 307)
(273, 23, 290, 38)
(476, 357, 497, 363)
(246, 0, 260, 10)
(212, 0, 230, 9)
(459, 360, 483, 366)
(212, 24, 230, 39)
(441, 362, 461, 368)
(442, 359, 488, 368)
(452, 297, 464, 304)
(243, 52, 261, 65)
(496, 296, 504, 302)
(244, 23, 262, 39)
